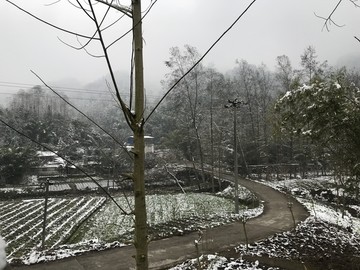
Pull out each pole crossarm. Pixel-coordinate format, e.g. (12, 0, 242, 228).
(225, 98, 247, 109)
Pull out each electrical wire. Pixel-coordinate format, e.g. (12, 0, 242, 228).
(0, 81, 161, 98)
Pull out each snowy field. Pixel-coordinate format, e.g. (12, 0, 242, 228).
(0, 196, 106, 264)
(1, 188, 262, 266)
(169, 176, 360, 270)
(4, 175, 356, 269)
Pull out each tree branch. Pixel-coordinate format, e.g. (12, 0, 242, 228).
(57, 34, 105, 58)
(144, 0, 258, 123)
(44, 0, 61, 6)
(349, 0, 360, 7)
(101, 12, 126, 32)
(87, 0, 136, 130)
(6, 0, 98, 40)
(105, 0, 158, 50)
(0, 117, 130, 216)
(95, 0, 132, 18)
(355, 36, 360, 43)
(314, 0, 350, 31)
(164, 164, 186, 194)
(75, 0, 95, 21)
(30, 70, 133, 160)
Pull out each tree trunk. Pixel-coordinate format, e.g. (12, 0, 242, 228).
(132, 1, 148, 269)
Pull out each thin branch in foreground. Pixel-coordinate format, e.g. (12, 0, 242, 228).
(95, 0, 132, 18)
(355, 36, 360, 43)
(349, 0, 360, 7)
(314, 0, 346, 32)
(57, 35, 105, 58)
(31, 70, 133, 160)
(74, 0, 95, 21)
(87, 0, 135, 131)
(44, 0, 61, 6)
(6, 0, 98, 40)
(105, 0, 158, 50)
(314, 12, 345, 32)
(0, 117, 131, 216)
(164, 164, 185, 194)
(101, 12, 126, 32)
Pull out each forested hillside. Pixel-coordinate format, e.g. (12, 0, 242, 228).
(1, 45, 359, 195)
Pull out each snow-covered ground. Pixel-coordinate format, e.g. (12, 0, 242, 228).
(0, 196, 106, 265)
(169, 176, 360, 270)
(6, 175, 356, 269)
(1, 189, 263, 266)
(0, 236, 6, 270)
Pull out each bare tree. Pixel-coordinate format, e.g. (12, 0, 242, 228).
(6, 0, 149, 268)
(5, 1, 259, 269)
(164, 45, 207, 186)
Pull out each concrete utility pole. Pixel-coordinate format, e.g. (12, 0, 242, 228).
(225, 99, 245, 214)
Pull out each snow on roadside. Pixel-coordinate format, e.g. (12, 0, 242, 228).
(298, 198, 360, 234)
(233, 177, 360, 268)
(170, 176, 360, 269)
(22, 239, 127, 265)
(169, 254, 280, 270)
(257, 176, 360, 234)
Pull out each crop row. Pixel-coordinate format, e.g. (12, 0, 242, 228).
(0, 196, 106, 262)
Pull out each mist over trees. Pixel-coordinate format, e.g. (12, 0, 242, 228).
(1, 45, 360, 198)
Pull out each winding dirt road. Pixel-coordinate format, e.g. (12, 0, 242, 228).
(7, 175, 309, 270)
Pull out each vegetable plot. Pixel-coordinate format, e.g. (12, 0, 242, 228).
(0, 196, 106, 263)
(70, 193, 256, 244)
(1, 193, 262, 265)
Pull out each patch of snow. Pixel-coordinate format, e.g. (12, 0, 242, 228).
(302, 129, 312, 136)
(298, 198, 360, 233)
(334, 81, 341, 89)
(36, 151, 57, 157)
(169, 254, 279, 270)
(0, 236, 6, 270)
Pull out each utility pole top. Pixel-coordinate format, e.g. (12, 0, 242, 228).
(225, 98, 247, 108)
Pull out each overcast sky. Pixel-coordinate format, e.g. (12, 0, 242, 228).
(0, 0, 359, 104)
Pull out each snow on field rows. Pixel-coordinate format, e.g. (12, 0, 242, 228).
(73, 193, 260, 244)
(0, 191, 262, 265)
(0, 196, 106, 263)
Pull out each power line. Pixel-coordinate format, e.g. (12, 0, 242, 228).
(0, 81, 161, 97)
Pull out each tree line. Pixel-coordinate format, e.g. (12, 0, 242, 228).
(1, 45, 360, 199)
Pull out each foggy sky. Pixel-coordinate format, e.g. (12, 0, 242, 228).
(0, 0, 359, 104)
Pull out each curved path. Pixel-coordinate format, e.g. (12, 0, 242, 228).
(7, 175, 309, 270)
